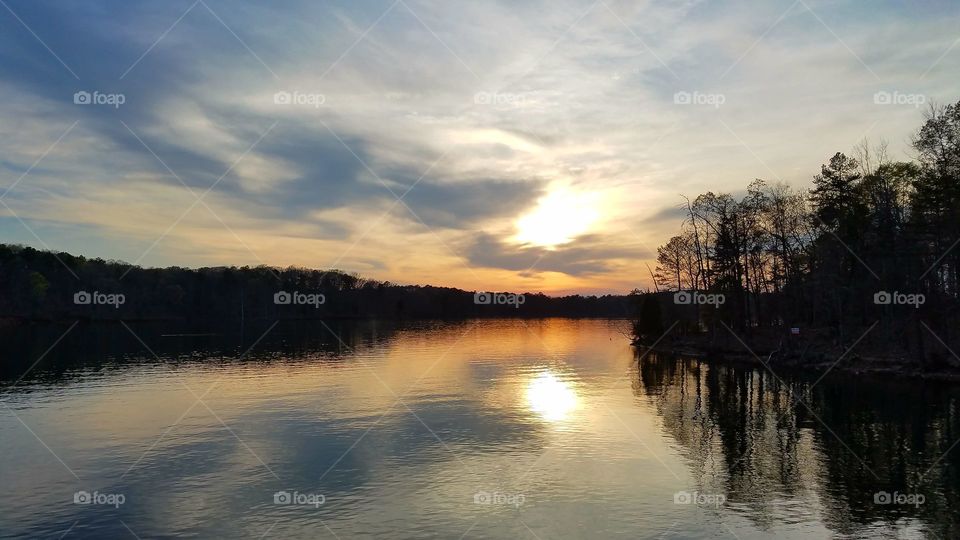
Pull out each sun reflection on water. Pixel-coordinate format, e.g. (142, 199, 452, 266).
(526, 372, 578, 422)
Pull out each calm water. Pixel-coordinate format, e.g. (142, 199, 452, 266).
(1, 319, 958, 539)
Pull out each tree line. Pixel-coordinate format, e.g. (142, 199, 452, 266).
(0, 244, 630, 322)
(638, 99, 960, 366)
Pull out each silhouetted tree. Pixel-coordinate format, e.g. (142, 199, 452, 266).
(644, 99, 960, 367)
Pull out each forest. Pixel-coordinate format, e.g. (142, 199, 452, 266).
(635, 99, 960, 371)
(0, 244, 630, 322)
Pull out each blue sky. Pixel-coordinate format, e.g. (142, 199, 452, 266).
(1, 0, 958, 293)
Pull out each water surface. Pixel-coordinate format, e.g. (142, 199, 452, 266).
(1, 319, 957, 538)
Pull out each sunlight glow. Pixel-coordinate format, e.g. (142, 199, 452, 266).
(526, 372, 578, 421)
(514, 190, 598, 248)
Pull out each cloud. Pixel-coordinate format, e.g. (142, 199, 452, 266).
(641, 205, 689, 225)
(465, 232, 648, 277)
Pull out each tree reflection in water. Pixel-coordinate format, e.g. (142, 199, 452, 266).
(633, 351, 960, 538)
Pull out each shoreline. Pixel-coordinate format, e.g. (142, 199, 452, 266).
(633, 338, 960, 384)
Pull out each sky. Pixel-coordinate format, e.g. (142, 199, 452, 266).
(0, 0, 958, 295)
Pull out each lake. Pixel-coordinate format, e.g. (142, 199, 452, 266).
(1, 319, 958, 539)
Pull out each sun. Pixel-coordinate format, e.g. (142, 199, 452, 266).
(514, 189, 598, 248)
